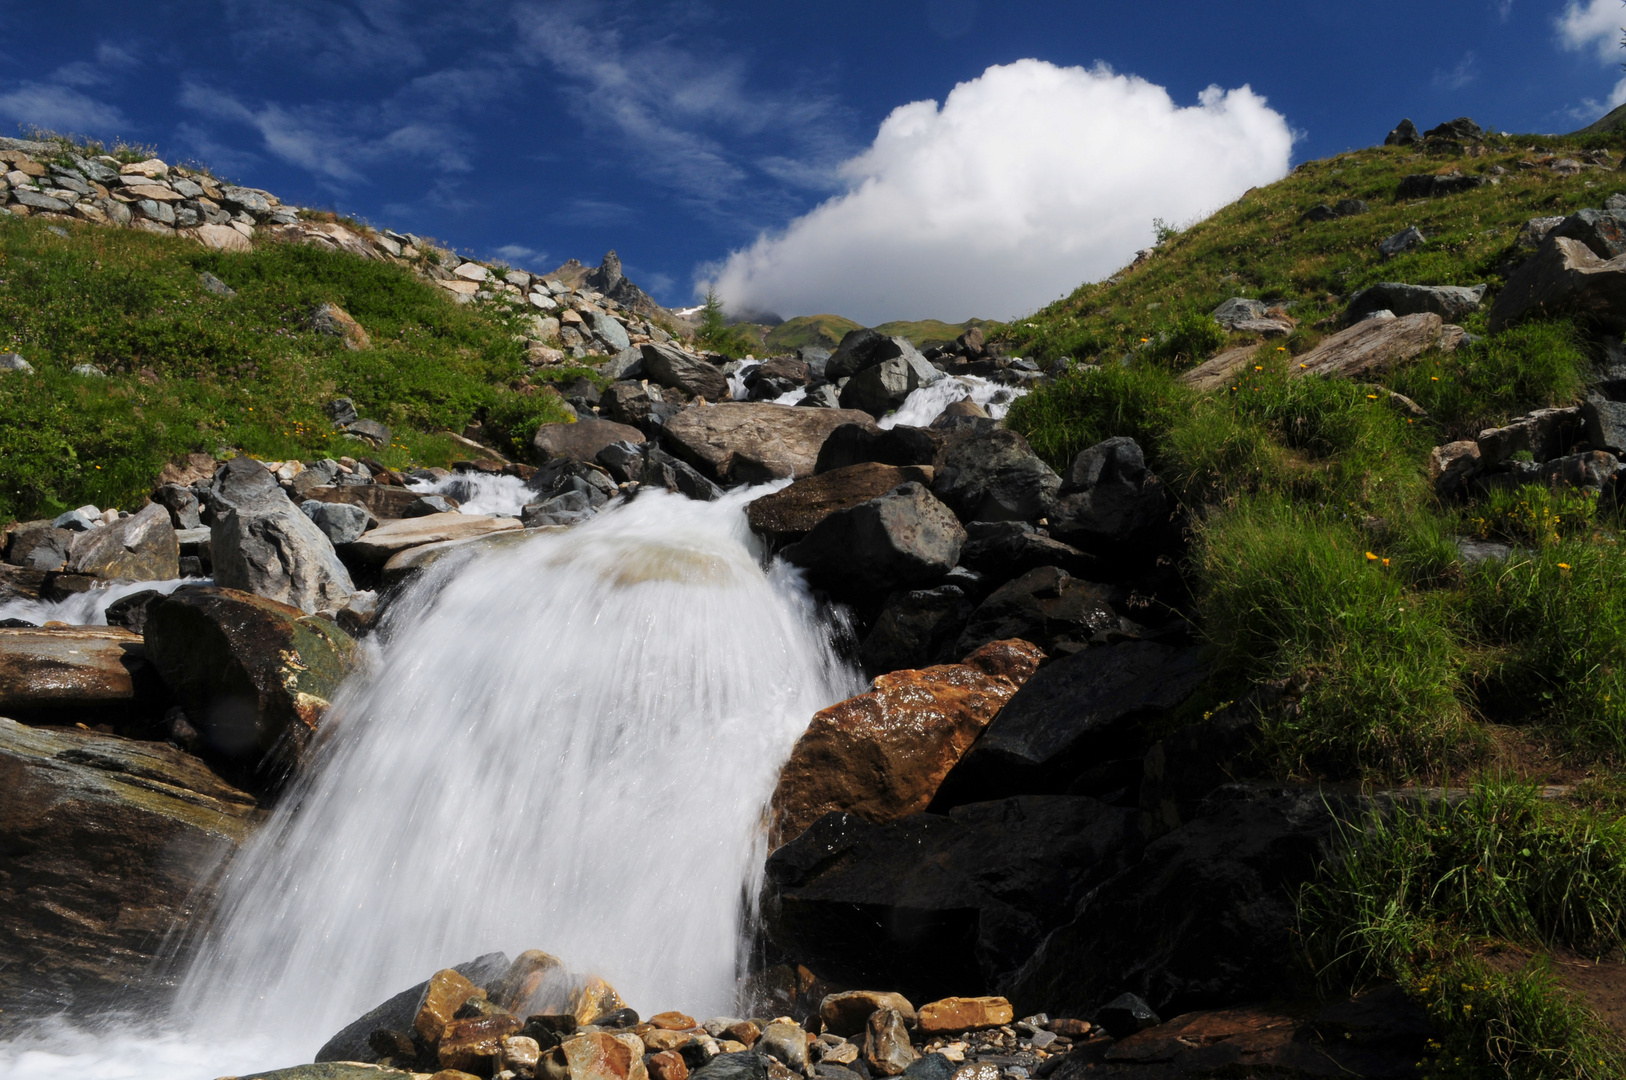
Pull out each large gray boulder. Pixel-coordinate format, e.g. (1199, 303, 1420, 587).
(781, 482, 966, 596)
(210, 456, 355, 613)
(1553, 208, 1626, 260)
(662, 402, 878, 484)
(0, 717, 258, 1018)
(932, 429, 1060, 522)
(826, 329, 926, 381)
(1585, 393, 1626, 456)
(1344, 282, 1486, 324)
(641, 342, 729, 400)
(838, 354, 940, 417)
(1489, 236, 1626, 333)
(65, 503, 179, 581)
(1293, 313, 1447, 380)
(1209, 298, 1266, 330)
(532, 416, 645, 463)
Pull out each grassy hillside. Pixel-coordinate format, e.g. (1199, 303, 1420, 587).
(1002, 130, 1626, 1074)
(0, 217, 572, 521)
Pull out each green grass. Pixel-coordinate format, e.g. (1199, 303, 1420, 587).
(1388, 321, 1589, 442)
(1301, 781, 1626, 1078)
(0, 215, 569, 521)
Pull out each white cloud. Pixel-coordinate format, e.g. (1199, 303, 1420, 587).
(0, 82, 124, 133)
(1559, 0, 1625, 62)
(1570, 75, 1626, 121)
(706, 59, 1294, 324)
(1433, 52, 1479, 91)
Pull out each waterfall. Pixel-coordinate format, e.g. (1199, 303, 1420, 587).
(1, 486, 861, 1077)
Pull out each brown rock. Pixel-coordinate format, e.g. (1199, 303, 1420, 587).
(504, 1035, 544, 1074)
(342, 514, 522, 565)
(1291, 313, 1443, 380)
(492, 949, 566, 1013)
(1490, 235, 1626, 332)
(1178, 345, 1258, 392)
(747, 463, 935, 541)
(561, 1032, 649, 1080)
(158, 452, 219, 488)
(916, 997, 1014, 1034)
(863, 1008, 917, 1076)
(646, 1050, 689, 1080)
(722, 1019, 762, 1045)
(1049, 1018, 1090, 1038)
(770, 639, 1046, 847)
(649, 1011, 699, 1031)
(569, 975, 626, 1025)
(121, 183, 183, 202)
(0, 718, 258, 1018)
(194, 223, 252, 252)
(819, 991, 918, 1037)
(311, 302, 372, 350)
(439, 1014, 524, 1072)
(938, 398, 988, 420)
(661, 403, 879, 485)
(415, 968, 487, 1043)
(301, 484, 424, 520)
(430, 1072, 484, 1080)
(66, 503, 180, 581)
(0, 626, 150, 717)
(1428, 440, 1481, 497)
(640, 1029, 694, 1052)
(532, 417, 646, 463)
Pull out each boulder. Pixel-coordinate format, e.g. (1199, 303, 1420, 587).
(600, 382, 681, 435)
(210, 457, 355, 613)
(1423, 117, 1483, 141)
(747, 463, 936, 542)
(956, 523, 1094, 580)
(815, 424, 939, 474)
(661, 403, 878, 485)
(826, 330, 925, 381)
(642, 343, 729, 400)
(915, 998, 1013, 1034)
(560, 1032, 650, 1080)
(780, 482, 966, 597)
(1208, 298, 1267, 329)
(5, 521, 73, 571)
(65, 503, 180, 581)
(1291, 312, 1445, 380)
(1395, 172, 1491, 199)
(1046, 438, 1169, 551)
(342, 514, 522, 565)
(1475, 406, 1583, 466)
(301, 484, 423, 520)
(1378, 227, 1426, 259)
(859, 585, 975, 675)
(310, 302, 371, 350)
(315, 953, 511, 1063)
(1489, 236, 1626, 333)
(758, 1019, 811, 1072)
(1178, 345, 1258, 392)
(154, 483, 203, 529)
(1383, 118, 1419, 145)
(342, 419, 391, 448)
(534, 417, 646, 463)
(1585, 393, 1626, 456)
(744, 356, 810, 400)
(932, 430, 1060, 523)
(839, 355, 939, 417)
(0, 717, 258, 1017)
(765, 795, 1138, 1001)
(641, 447, 725, 501)
(953, 567, 1125, 658)
(768, 638, 1044, 847)
(1344, 282, 1486, 323)
(143, 586, 359, 793)
(1538, 450, 1619, 492)
(0, 626, 159, 723)
(820, 991, 918, 1037)
(933, 641, 1205, 808)
(1552, 208, 1626, 260)
(1428, 440, 1482, 497)
(302, 500, 374, 545)
(587, 311, 631, 353)
(1003, 790, 1346, 1018)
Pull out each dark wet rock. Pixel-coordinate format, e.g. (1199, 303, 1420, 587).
(314, 952, 511, 1064)
(932, 430, 1060, 523)
(641, 446, 724, 501)
(859, 585, 975, 676)
(826, 329, 922, 381)
(301, 484, 424, 521)
(1004, 788, 1346, 1018)
(1094, 994, 1161, 1038)
(0, 717, 258, 1019)
(748, 463, 936, 542)
(0, 626, 163, 725)
(745, 356, 811, 400)
(1046, 438, 1169, 553)
(953, 567, 1124, 658)
(781, 482, 966, 597)
(595, 440, 647, 484)
(104, 589, 164, 635)
(144, 586, 359, 794)
(765, 796, 1139, 1001)
(815, 424, 940, 474)
(934, 641, 1206, 808)
(956, 523, 1095, 580)
(1344, 282, 1486, 324)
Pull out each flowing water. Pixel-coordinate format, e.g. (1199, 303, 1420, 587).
(0, 576, 207, 627)
(0, 486, 863, 1077)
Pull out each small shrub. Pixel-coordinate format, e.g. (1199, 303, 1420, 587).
(1004, 362, 1188, 471)
(1144, 311, 1227, 369)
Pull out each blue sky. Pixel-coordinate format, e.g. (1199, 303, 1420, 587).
(0, 1, 1619, 322)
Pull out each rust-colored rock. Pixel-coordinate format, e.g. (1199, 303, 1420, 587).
(1291, 313, 1444, 380)
(569, 975, 626, 1025)
(747, 462, 935, 541)
(769, 639, 1046, 848)
(722, 1019, 762, 1045)
(439, 1014, 524, 1072)
(864, 1008, 917, 1076)
(311, 302, 372, 350)
(646, 1050, 689, 1080)
(561, 1031, 649, 1080)
(640, 1028, 695, 1052)
(493, 948, 566, 1013)
(916, 997, 1014, 1034)
(1049, 1018, 1091, 1038)
(649, 1011, 698, 1031)
(301, 484, 424, 520)
(819, 990, 919, 1037)
(415, 968, 486, 1044)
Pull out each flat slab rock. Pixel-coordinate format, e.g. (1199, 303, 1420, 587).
(342, 512, 522, 563)
(0, 626, 146, 711)
(749, 462, 936, 540)
(1293, 312, 1449, 380)
(662, 402, 879, 485)
(1179, 346, 1261, 392)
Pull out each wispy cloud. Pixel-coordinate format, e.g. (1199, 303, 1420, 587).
(1559, 0, 1625, 63)
(0, 44, 139, 135)
(1432, 52, 1479, 91)
(493, 243, 546, 264)
(218, 0, 435, 78)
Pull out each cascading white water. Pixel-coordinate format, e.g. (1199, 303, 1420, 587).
(0, 576, 207, 627)
(0, 486, 862, 1078)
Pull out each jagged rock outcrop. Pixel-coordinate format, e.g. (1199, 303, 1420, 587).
(210, 457, 356, 614)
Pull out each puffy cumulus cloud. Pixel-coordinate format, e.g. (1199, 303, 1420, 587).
(705, 59, 1294, 325)
(1559, 0, 1623, 61)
